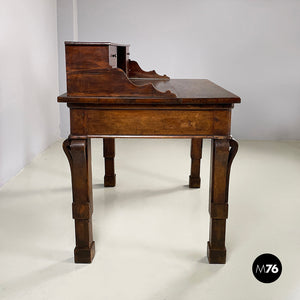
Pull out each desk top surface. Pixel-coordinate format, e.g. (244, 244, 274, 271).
(65, 41, 130, 47)
(58, 79, 240, 105)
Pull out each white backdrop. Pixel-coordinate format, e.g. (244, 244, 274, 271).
(0, 0, 60, 186)
(58, 0, 300, 139)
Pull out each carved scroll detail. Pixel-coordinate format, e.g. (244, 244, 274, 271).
(128, 59, 170, 80)
(228, 139, 238, 172)
(225, 138, 238, 202)
(67, 68, 176, 98)
(63, 138, 73, 169)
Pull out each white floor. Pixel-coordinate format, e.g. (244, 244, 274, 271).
(0, 139, 299, 300)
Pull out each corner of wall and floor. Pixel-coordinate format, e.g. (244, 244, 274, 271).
(1, 0, 300, 187)
(0, 1, 61, 187)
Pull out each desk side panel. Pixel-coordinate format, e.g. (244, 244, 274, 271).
(70, 108, 231, 137)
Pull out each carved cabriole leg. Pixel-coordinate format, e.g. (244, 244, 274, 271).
(207, 138, 238, 264)
(189, 138, 203, 188)
(103, 138, 116, 187)
(63, 138, 95, 263)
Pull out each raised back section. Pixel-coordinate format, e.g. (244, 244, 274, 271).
(65, 42, 127, 72)
(64, 41, 174, 98)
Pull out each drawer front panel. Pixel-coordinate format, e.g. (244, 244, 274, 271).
(66, 45, 110, 72)
(70, 109, 231, 136)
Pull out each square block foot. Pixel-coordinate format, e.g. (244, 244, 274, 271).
(104, 175, 116, 187)
(207, 242, 226, 264)
(74, 241, 95, 263)
(189, 176, 200, 188)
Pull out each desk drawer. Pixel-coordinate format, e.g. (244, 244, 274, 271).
(70, 108, 231, 137)
(66, 44, 117, 72)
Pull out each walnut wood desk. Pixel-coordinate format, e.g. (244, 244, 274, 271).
(58, 42, 241, 264)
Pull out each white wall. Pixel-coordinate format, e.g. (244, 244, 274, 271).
(0, 0, 60, 186)
(57, 0, 78, 138)
(58, 0, 300, 140)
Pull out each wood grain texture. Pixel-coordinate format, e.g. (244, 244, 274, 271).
(67, 68, 176, 98)
(60, 41, 241, 265)
(58, 79, 240, 104)
(128, 59, 169, 80)
(207, 138, 238, 264)
(63, 138, 95, 263)
(70, 108, 231, 136)
(103, 138, 116, 187)
(66, 45, 116, 72)
(131, 79, 240, 102)
(189, 138, 203, 188)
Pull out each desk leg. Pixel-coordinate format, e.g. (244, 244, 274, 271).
(189, 138, 203, 188)
(103, 138, 116, 187)
(63, 138, 95, 263)
(207, 138, 238, 264)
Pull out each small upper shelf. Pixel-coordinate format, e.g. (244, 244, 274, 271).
(64, 41, 173, 98)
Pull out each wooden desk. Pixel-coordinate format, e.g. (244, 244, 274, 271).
(58, 42, 241, 264)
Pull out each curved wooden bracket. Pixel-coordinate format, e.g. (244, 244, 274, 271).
(67, 68, 176, 98)
(228, 139, 238, 171)
(225, 138, 238, 202)
(63, 138, 73, 169)
(128, 59, 170, 80)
